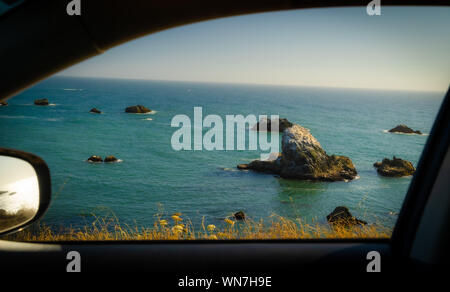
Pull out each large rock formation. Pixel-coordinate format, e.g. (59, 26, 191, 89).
(252, 117, 293, 132)
(125, 105, 151, 114)
(326, 206, 367, 228)
(89, 108, 102, 114)
(34, 98, 49, 106)
(237, 124, 357, 181)
(388, 124, 422, 135)
(373, 156, 415, 177)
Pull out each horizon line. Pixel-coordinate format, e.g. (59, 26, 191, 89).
(55, 74, 448, 94)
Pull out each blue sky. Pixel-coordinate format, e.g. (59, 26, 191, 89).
(59, 7, 450, 92)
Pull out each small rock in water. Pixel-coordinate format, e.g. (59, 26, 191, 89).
(104, 155, 118, 163)
(0, 101, 8, 106)
(34, 98, 49, 106)
(90, 108, 102, 114)
(234, 211, 246, 220)
(326, 206, 367, 228)
(125, 105, 151, 113)
(388, 124, 422, 135)
(87, 155, 103, 163)
(373, 156, 415, 177)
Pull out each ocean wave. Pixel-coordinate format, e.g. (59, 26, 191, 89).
(221, 167, 240, 172)
(63, 88, 83, 91)
(142, 118, 153, 121)
(0, 115, 30, 119)
(0, 115, 60, 121)
(343, 176, 360, 183)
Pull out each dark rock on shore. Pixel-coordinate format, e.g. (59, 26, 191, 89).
(34, 98, 49, 106)
(90, 108, 102, 114)
(234, 211, 246, 220)
(252, 118, 293, 132)
(388, 124, 422, 135)
(87, 155, 103, 163)
(238, 124, 357, 181)
(0, 101, 8, 106)
(326, 206, 367, 228)
(104, 155, 118, 163)
(125, 105, 151, 114)
(373, 156, 415, 177)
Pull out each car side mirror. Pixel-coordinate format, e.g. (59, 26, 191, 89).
(0, 148, 51, 235)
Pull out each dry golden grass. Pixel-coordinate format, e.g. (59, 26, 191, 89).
(3, 213, 391, 242)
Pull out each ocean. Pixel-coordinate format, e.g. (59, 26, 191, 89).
(0, 76, 444, 231)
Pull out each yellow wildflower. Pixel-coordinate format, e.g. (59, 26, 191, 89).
(224, 218, 235, 225)
(159, 220, 168, 226)
(209, 235, 218, 240)
(207, 224, 216, 231)
(172, 215, 182, 222)
(172, 225, 183, 233)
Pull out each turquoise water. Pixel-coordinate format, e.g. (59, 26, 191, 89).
(0, 77, 444, 230)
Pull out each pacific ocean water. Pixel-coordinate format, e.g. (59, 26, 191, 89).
(0, 76, 444, 231)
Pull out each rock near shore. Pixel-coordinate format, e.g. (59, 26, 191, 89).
(34, 98, 49, 106)
(125, 105, 151, 114)
(326, 206, 367, 228)
(374, 156, 415, 177)
(234, 211, 246, 220)
(0, 101, 8, 106)
(388, 124, 422, 135)
(238, 124, 357, 181)
(252, 118, 293, 132)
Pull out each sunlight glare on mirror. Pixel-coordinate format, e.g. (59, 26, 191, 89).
(0, 155, 39, 232)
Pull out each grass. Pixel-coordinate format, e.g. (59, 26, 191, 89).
(3, 213, 392, 242)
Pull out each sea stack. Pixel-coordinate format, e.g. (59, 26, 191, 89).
(125, 105, 151, 114)
(237, 124, 357, 181)
(388, 124, 422, 135)
(34, 98, 49, 106)
(373, 156, 415, 177)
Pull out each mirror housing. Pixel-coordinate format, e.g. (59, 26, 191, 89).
(0, 148, 51, 236)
